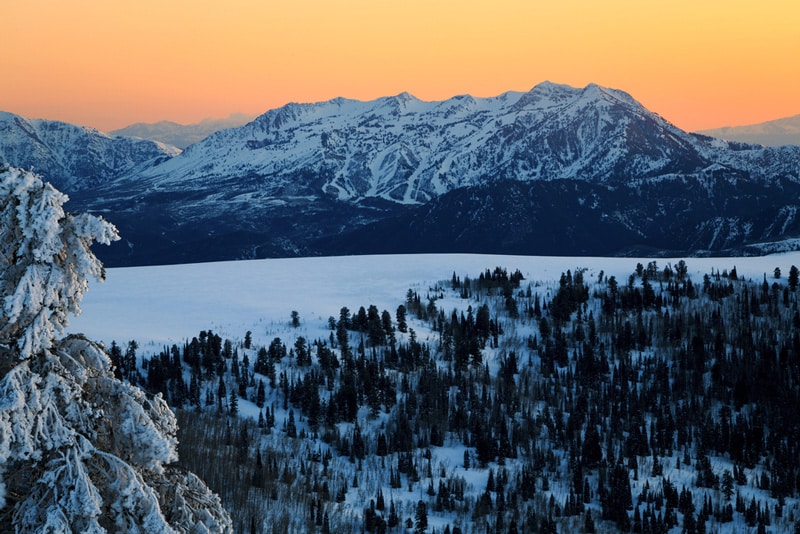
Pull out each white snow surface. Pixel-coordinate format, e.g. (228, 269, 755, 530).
(69, 252, 800, 349)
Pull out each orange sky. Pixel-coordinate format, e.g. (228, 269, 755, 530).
(2, 0, 798, 133)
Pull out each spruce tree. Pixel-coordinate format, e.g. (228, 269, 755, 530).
(789, 265, 799, 292)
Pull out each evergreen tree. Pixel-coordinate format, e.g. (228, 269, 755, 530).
(285, 409, 297, 438)
(414, 500, 428, 534)
(396, 304, 408, 333)
(0, 166, 231, 532)
(109, 340, 123, 379)
(229, 383, 239, 416)
(582, 423, 603, 467)
(124, 340, 138, 381)
(721, 470, 735, 500)
(603, 463, 632, 530)
(388, 500, 399, 528)
(256, 379, 266, 408)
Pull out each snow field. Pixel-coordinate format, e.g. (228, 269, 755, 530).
(70, 252, 800, 350)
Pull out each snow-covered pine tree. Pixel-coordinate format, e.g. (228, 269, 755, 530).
(0, 165, 232, 532)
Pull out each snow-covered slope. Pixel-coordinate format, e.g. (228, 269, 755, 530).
(0, 111, 179, 191)
(69, 252, 800, 348)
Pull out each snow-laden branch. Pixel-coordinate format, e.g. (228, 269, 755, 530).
(0, 164, 119, 360)
(0, 337, 231, 532)
(0, 166, 231, 531)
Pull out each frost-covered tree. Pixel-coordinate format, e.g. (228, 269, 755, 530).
(0, 165, 232, 532)
(0, 166, 118, 363)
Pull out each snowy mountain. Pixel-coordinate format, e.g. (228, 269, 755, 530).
(7, 83, 800, 265)
(0, 111, 179, 192)
(106, 82, 790, 204)
(699, 113, 800, 147)
(110, 113, 257, 149)
(103, 82, 798, 205)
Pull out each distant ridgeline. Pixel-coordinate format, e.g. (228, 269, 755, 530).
(124, 263, 800, 532)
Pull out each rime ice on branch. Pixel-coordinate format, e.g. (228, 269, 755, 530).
(0, 165, 232, 532)
(0, 164, 118, 361)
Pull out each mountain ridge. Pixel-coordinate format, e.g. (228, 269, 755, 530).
(131, 82, 719, 206)
(4, 82, 800, 266)
(698, 113, 800, 147)
(110, 113, 257, 149)
(0, 111, 179, 192)
(124, 82, 799, 209)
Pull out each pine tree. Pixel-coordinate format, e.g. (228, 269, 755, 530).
(0, 166, 231, 531)
(603, 462, 632, 530)
(414, 500, 428, 534)
(388, 500, 399, 528)
(0, 166, 116, 362)
(229, 383, 239, 416)
(285, 409, 297, 438)
(396, 304, 408, 333)
(256, 379, 266, 408)
(322, 511, 331, 534)
(721, 469, 735, 500)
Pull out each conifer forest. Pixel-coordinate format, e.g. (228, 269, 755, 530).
(121, 262, 800, 533)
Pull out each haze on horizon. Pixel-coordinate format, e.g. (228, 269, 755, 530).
(2, 0, 798, 133)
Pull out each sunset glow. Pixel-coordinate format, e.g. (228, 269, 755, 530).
(2, 0, 798, 132)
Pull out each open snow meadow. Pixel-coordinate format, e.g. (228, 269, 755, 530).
(70, 252, 800, 349)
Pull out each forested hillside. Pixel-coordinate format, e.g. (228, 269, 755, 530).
(124, 261, 800, 533)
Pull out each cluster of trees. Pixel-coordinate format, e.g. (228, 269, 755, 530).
(117, 255, 800, 532)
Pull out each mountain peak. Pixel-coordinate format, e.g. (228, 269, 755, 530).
(378, 91, 422, 114)
(521, 81, 639, 109)
(580, 82, 639, 107)
(530, 80, 577, 93)
(392, 91, 418, 102)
